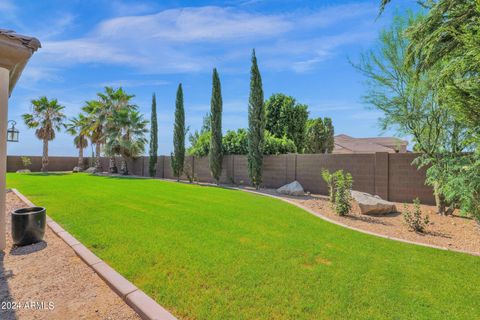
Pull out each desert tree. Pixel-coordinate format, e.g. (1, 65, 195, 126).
(353, 13, 469, 214)
(22, 96, 66, 172)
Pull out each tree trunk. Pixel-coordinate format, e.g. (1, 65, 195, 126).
(41, 138, 49, 173)
(94, 143, 101, 171)
(78, 146, 84, 171)
(121, 158, 128, 175)
(109, 157, 118, 174)
(434, 182, 446, 215)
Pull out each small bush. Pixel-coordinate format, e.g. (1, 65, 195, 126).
(403, 198, 430, 233)
(321, 169, 335, 203)
(322, 169, 353, 216)
(21, 156, 32, 169)
(184, 160, 194, 183)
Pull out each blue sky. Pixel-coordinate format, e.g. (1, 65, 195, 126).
(3, 0, 412, 156)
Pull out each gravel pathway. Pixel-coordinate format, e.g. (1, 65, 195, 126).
(1, 191, 140, 320)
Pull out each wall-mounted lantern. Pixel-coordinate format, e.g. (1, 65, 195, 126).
(7, 120, 19, 142)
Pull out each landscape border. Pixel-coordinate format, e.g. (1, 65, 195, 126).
(11, 188, 178, 320)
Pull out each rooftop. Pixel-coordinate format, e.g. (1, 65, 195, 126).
(333, 134, 408, 154)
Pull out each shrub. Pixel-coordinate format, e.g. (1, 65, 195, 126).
(264, 131, 297, 155)
(223, 129, 248, 155)
(403, 198, 430, 233)
(184, 160, 194, 183)
(321, 169, 336, 203)
(188, 131, 211, 157)
(322, 169, 353, 216)
(21, 156, 32, 169)
(189, 129, 296, 157)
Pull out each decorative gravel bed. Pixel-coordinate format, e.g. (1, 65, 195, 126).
(1, 191, 140, 320)
(257, 188, 480, 255)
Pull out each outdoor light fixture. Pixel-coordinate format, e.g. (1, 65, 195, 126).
(7, 120, 19, 142)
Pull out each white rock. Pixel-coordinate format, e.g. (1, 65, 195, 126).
(276, 181, 305, 196)
(16, 169, 31, 173)
(84, 167, 98, 174)
(72, 166, 83, 173)
(351, 190, 397, 215)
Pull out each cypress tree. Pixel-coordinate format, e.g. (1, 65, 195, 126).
(247, 49, 265, 189)
(209, 68, 223, 183)
(149, 93, 158, 177)
(171, 83, 185, 181)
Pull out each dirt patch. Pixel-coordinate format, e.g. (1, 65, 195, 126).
(1, 191, 140, 320)
(257, 189, 480, 255)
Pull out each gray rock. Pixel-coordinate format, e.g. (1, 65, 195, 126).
(84, 167, 98, 174)
(16, 169, 31, 173)
(276, 181, 305, 196)
(72, 166, 83, 173)
(351, 190, 397, 215)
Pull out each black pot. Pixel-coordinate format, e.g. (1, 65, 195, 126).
(11, 207, 46, 246)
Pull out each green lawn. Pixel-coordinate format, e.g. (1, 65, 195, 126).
(7, 173, 480, 319)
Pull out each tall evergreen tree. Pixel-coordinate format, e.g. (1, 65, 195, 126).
(209, 68, 223, 183)
(149, 93, 158, 177)
(305, 118, 325, 153)
(324, 117, 335, 153)
(247, 49, 265, 189)
(171, 84, 185, 181)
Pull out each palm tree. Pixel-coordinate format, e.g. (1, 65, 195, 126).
(98, 87, 136, 173)
(66, 114, 90, 171)
(82, 100, 105, 171)
(23, 96, 66, 172)
(105, 107, 148, 175)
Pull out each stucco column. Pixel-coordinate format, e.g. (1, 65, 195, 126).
(0, 67, 9, 250)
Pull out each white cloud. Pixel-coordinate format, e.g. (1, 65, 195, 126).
(107, 0, 157, 16)
(98, 79, 169, 88)
(30, 3, 379, 76)
(96, 6, 291, 42)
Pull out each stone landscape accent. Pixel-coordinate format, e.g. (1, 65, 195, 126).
(276, 180, 305, 196)
(11, 189, 178, 320)
(248, 187, 480, 256)
(351, 190, 397, 215)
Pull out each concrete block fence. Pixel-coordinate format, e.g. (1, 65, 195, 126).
(7, 152, 435, 204)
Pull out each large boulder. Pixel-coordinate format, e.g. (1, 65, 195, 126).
(351, 190, 397, 215)
(72, 166, 83, 173)
(84, 167, 98, 174)
(276, 181, 305, 196)
(16, 169, 31, 173)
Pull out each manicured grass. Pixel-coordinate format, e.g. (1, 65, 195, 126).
(7, 173, 480, 319)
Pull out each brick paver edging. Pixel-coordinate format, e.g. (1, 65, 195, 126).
(11, 189, 178, 320)
(236, 187, 480, 257)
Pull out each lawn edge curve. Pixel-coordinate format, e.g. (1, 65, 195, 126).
(233, 186, 480, 257)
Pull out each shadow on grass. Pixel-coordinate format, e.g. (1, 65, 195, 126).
(20, 172, 72, 177)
